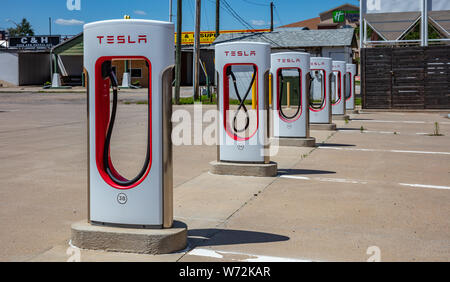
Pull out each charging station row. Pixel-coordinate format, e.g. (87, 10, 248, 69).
(83, 19, 357, 229)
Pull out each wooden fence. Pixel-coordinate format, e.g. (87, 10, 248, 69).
(361, 46, 450, 109)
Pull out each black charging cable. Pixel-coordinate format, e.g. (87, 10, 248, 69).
(226, 66, 257, 133)
(102, 61, 150, 186)
(278, 70, 301, 120)
(309, 71, 323, 107)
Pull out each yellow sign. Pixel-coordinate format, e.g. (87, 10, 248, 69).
(175, 29, 271, 45)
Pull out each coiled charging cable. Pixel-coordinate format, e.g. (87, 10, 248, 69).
(102, 61, 150, 186)
(226, 66, 257, 133)
(278, 70, 301, 120)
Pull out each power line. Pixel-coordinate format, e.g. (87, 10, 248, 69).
(241, 0, 270, 7)
(220, 0, 284, 48)
(273, 4, 283, 27)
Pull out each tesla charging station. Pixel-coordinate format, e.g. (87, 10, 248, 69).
(345, 63, 357, 110)
(211, 42, 277, 176)
(84, 19, 174, 228)
(309, 57, 333, 125)
(331, 61, 347, 116)
(270, 52, 315, 146)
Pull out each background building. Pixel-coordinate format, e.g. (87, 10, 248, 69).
(280, 4, 360, 30)
(212, 28, 358, 65)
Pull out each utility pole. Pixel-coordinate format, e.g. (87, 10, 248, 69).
(175, 0, 182, 104)
(270, 2, 274, 32)
(215, 0, 220, 37)
(49, 17, 52, 35)
(193, 0, 201, 101)
(169, 0, 173, 22)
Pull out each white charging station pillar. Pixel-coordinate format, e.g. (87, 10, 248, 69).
(309, 57, 336, 130)
(331, 61, 347, 116)
(84, 19, 174, 228)
(211, 42, 277, 177)
(270, 52, 315, 147)
(345, 63, 357, 110)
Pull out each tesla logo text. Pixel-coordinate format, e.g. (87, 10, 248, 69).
(97, 35, 147, 44)
(277, 58, 300, 63)
(224, 51, 256, 57)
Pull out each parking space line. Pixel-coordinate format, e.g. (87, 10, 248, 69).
(399, 183, 450, 190)
(188, 248, 314, 262)
(352, 120, 450, 125)
(338, 130, 433, 136)
(280, 175, 449, 191)
(280, 175, 368, 185)
(318, 146, 450, 156)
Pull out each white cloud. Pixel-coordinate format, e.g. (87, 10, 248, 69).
(251, 20, 266, 26)
(55, 18, 85, 26)
(134, 10, 147, 16)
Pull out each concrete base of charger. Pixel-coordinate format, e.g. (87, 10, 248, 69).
(210, 161, 278, 177)
(71, 220, 187, 255)
(310, 123, 337, 131)
(271, 137, 316, 147)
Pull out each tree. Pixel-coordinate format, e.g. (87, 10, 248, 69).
(7, 18, 34, 37)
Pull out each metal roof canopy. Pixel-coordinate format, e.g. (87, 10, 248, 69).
(360, 0, 450, 47)
(212, 28, 357, 49)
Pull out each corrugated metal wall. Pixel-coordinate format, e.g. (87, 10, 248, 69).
(18, 53, 51, 85)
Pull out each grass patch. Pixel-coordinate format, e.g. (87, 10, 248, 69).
(175, 95, 217, 105)
(429, 122, 444, 136)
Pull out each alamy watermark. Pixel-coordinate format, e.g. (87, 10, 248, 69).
(67, 0, 81, 11)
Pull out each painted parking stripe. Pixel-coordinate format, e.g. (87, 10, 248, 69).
(399, 183, 450, 190)
(280, 175, 367, 184)
(353, 120, 450, 125)
(188, 248, 313, 262)
(318, 146, 450, 156)
(280, 175, 311, 180)
(339, 130, 435, 136)
(280, 175, 449, 191)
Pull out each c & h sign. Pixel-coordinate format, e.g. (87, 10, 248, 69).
(9, 36, 61, 49)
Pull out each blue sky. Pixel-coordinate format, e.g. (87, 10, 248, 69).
(0, 0, 359, 36)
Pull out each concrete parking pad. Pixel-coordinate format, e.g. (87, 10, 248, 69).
(0, 91, 449, 261)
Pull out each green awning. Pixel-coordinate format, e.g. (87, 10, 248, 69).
(52, 33, 83, 56)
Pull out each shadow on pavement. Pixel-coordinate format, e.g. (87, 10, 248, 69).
(277, 168, 336, 175)
(318, 143, 356, 147)
(187, 228, 290, 247)
(336, 127, 366, 131)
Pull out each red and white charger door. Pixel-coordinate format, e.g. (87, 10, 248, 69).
(309, 57, 333, 124)
(84, 19, 174, 227)
(271, 52, 310, 138)
(331, 61, 346, 115)
(215, 42, 271, 163)
(345, 63, 357, 110)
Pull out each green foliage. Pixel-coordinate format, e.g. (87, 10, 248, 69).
(7, 18, 34, 37)
(403, 23, 442, 40)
